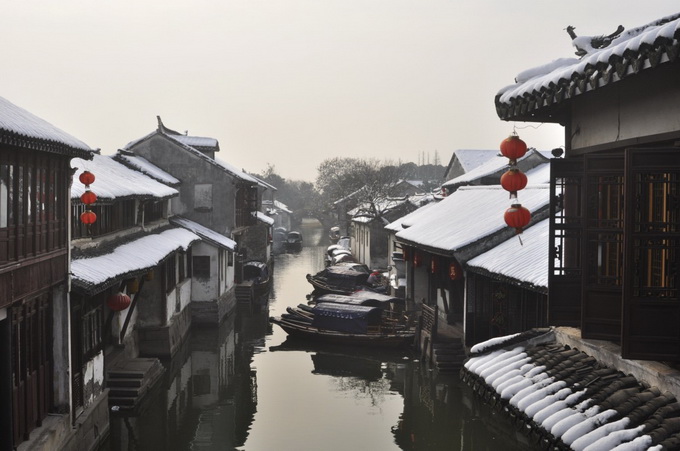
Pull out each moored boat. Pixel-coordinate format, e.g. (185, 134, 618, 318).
(270, 302, 414, 348)
(306, 266, 372, 295)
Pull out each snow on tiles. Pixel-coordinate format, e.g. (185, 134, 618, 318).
(71, 153, 178, 200)
(395, 184, 549, 254)
(71, 228, 199, 286)
(116, 153, 180, 186)
(0, 95, 92, 151)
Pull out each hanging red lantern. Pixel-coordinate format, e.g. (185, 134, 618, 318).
(500, 168, 528, 197)
(107, 292, 131, 311)
(504, 203, 531, 234)
(413, 251, 422, 268)
(79, 171, 95, 186)
(80, 190, 97, 205)
(449, 261, 462, 280)
(80, 210, 97, 225)
(500, 135, 527, 162)
(430, 256, 438, 274)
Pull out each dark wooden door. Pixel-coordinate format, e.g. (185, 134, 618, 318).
(548, 157, 584, 326)
(581, 154, 625, 340)
(622, 148, 680, 361)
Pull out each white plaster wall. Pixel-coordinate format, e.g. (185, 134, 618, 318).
(571, 67, 680, 151)
(167, 279, 192, 323)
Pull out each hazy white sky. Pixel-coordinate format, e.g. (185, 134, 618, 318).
(3, 1, 679, 181)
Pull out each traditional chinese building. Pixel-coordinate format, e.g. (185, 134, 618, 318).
(496, 12, 680, 362)
(0, 96, 94, 450)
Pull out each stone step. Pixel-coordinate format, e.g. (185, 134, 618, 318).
(106, 377, 144, 387)
(108, 387, 141, 397)
(108, 396, 136, 406)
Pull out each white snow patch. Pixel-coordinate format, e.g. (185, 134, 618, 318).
(580, 423, 643, 451)
(470, 332, 521, 353)
(561, 409, 618, 445)
(610, 435, 653, 451)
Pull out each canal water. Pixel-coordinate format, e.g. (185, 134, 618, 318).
(103, 219, 534, 451)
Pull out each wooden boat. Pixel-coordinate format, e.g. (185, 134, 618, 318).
(306, 266, 372, 295)
(270, 302, 415, 348)
(242, 260, 271, 296)
(285, 231, 303, 252)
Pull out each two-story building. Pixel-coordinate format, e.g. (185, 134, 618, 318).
(0, 96, 94, 451)
(123, 118, 267, 323)
(496, 12, 680, 362)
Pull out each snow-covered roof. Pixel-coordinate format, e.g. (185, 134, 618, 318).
(496, 13, 680, 120)
(71, 153, 178, 201)
(253, 211, 275, 226)
(463, 336, 680, 451)
(442, 149, 550, 189)
(123, 125, 259, 185)
(168, 134, 218, 150)
(385, 198, 440, 233)
(115, 152, 180, 186)
(170, 216, 236, 251)
(452, 149, 499, 173)
(71, 227, 199, 293)
(0, 95, 93, 156)
(466, 218, 549, 289)
(396, 184, 549, 259)
(523, 162, 552, 185)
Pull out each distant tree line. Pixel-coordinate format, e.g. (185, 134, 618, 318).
(258, 158, 446, 224)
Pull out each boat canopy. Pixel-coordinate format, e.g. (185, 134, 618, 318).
(243, 261, 269, 282)
(315, 292, 402, 308)
(315, 266, 368, 290)
(311, 303, 382, 334)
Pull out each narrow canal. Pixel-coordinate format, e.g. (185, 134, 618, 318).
(103, 219, 534, 451)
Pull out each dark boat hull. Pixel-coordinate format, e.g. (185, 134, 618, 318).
(270, 317, 414, 348)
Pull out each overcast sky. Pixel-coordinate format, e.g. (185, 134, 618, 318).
(4, 1, 679, 181)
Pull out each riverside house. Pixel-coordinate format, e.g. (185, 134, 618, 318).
(0, 96, 95, 451)
(496, 12, 680, 362)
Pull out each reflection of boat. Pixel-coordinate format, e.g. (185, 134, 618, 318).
(270, 303, 415, 348)
(285, 231, 303, 252)
(242, 261, 271, 296)
(306, 266, 371, 295)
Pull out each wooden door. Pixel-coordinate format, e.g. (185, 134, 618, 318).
(548, 157, 584, 326)
(622, 148, 680, 361)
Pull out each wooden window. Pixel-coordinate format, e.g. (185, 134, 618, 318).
(71, 200, 137, 239)
(193, 255, 210, 279)
(164, 254, 177, 294)
(0, 149, 69, 264)
(623, 148, 680, 361)
(143, 199, 164, 222)
(178, 252, 186, 282)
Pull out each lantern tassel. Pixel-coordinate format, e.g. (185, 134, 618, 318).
(517, 233, 524, 246)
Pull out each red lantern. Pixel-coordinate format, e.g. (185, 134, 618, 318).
(79, 171, 95, 186)
(500, 168, 528, 197)
(107, 292, 131, 311)
(504, 203, 531, 234)
(80, 210, 97, 225)
(413, 251, 422, 268)
(500, 135, 527, 162)
(80, 190, 97, 205)
(430, 257, 438, 274)
(449, 261, 462, 280)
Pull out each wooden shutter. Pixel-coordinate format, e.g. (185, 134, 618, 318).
(581, 154, 624, 340)
(548, 157, 584, 326)
(622, 148, 680, 361)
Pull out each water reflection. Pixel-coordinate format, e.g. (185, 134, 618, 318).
(103, 219, 533, 451)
